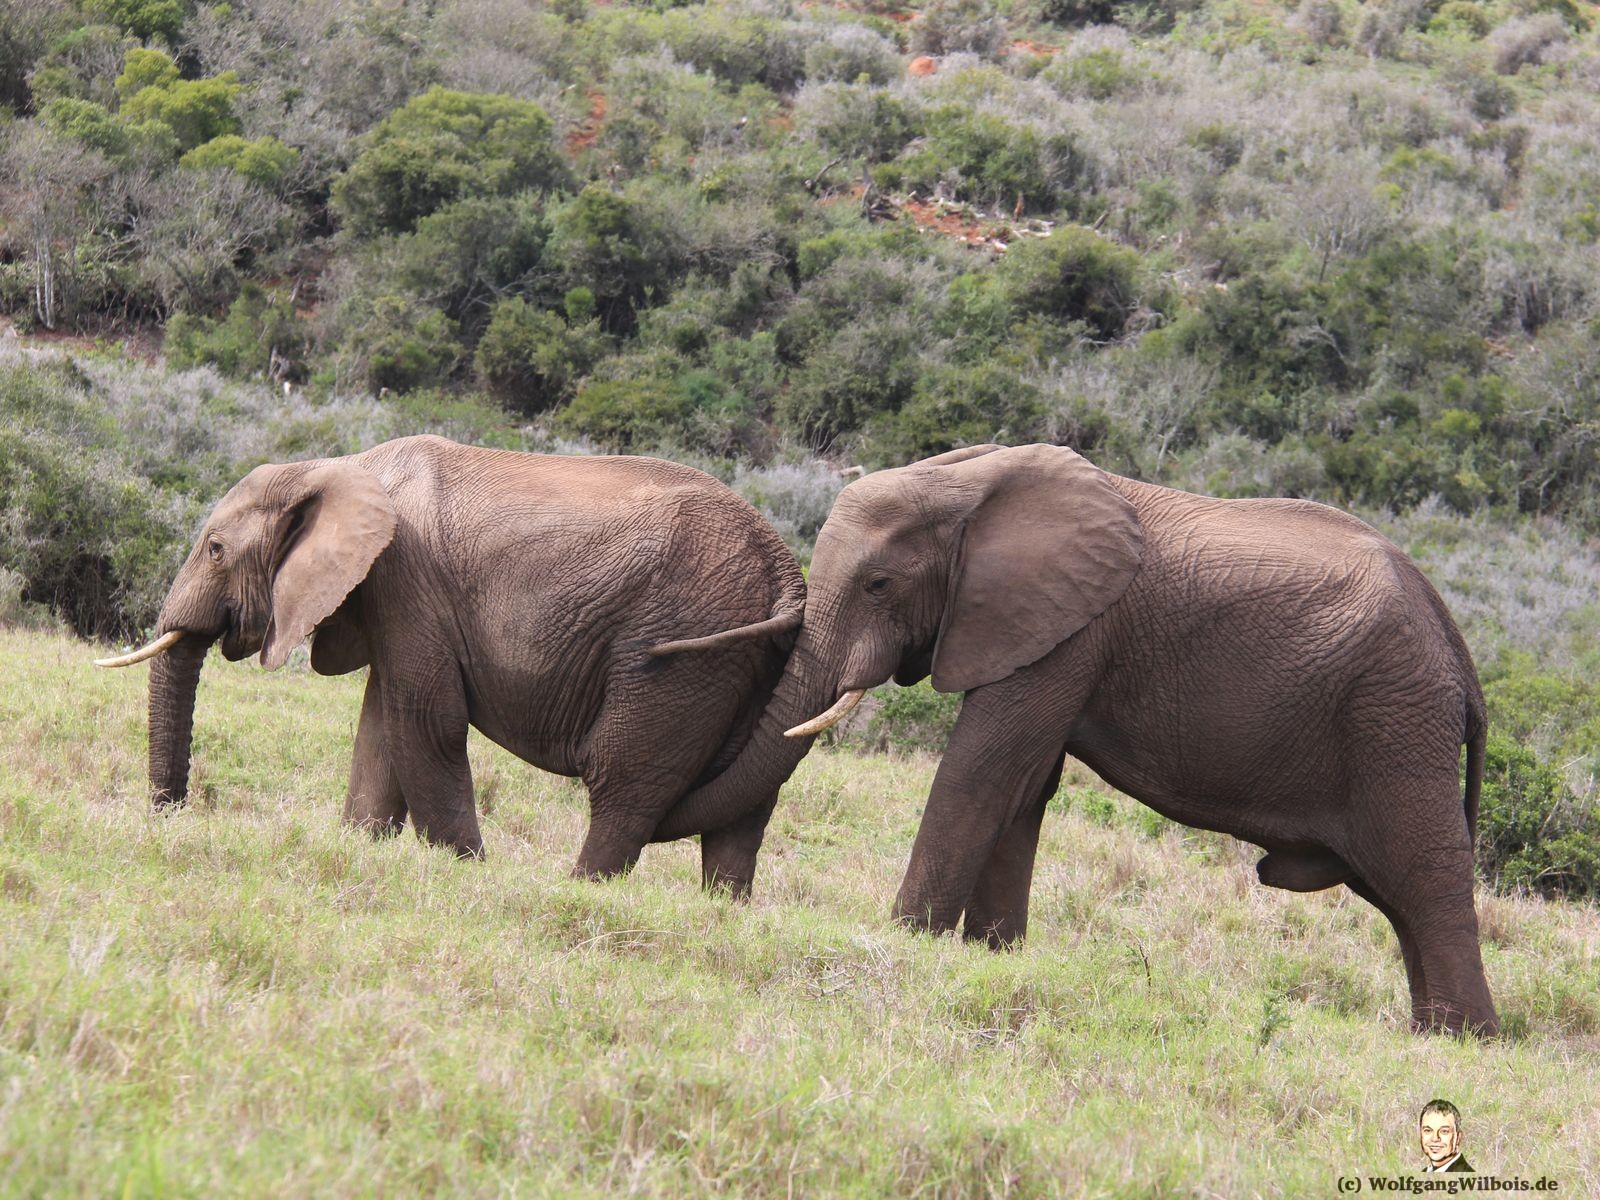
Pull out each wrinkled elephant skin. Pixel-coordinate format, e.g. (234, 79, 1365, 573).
(724, 443, 1498, 1036)
(122, 435, 805, 896)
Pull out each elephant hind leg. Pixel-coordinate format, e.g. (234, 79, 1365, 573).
(1346, 876, 1429, 1028)
(961, 756, 1065, 949)
(1340, 789, 1497, 1037)
(573, 678, 744, 881)
(1257, 848, 1351, 893)
(345, 671, 407, 837)
(698, 791, 779, 900)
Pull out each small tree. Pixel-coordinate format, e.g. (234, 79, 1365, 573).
(332, 86, 570, 237)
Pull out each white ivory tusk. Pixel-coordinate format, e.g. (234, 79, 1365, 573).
(94, 629, 185, 668)
(785, 689, 867, 738)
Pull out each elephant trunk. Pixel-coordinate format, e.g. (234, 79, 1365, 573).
(148, 632, 214, 808)
(652, 633, 839, 841)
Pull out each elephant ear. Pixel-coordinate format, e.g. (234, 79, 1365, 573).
(260, 459, 397, 671)
(929, 444, 1143, 694)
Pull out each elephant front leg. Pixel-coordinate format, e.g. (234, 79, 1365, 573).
(384, 672, 484, 859)
(892, 680, 1073, 939)
(344, 671, 407, 837)
(960, 757, 1064, 948)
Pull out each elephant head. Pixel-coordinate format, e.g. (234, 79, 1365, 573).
(98, 457, 397, 808)
(654, 443, 1143, 838)
(788, 442, 1145, 724)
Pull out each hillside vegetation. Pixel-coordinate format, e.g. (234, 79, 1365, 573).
(3, 3, 1600, 1188)
(3, 0, 1599, 511)
(4, 0, 1600, 912)
(1, 625, 1597, 1196)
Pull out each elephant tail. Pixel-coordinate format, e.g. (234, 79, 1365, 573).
(647, 557, 807, 657)
(647, 609, 801, 657)
(1464, 702, 1486, 848)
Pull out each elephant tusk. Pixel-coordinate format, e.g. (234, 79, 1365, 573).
(94, 630, 185, 668)
(785, 689, 867, 738)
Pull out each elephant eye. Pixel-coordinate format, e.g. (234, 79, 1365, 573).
(207, 539, 224, 563)
(865, 576, 891, 595)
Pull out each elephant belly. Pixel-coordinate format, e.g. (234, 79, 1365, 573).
(1065, 700, 1346, 849)
(461, 667, 603, 779)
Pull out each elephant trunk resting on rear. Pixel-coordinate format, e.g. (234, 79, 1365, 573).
(661, 443, 1497, 1036)
(100, 434, 805, 894)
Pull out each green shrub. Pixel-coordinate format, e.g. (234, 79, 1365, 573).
(164, 285, 309, 381)
(866, 362, 1047, 466)
(0, 362, 187, 640)
(862, 680, 962, 754)
(1478, 734, 1600, 899)
(331, 293, 464, 393)
(333, 87, 570, 237)
(546, 184, 680, 335)
(84, 0, 185, 44)
(379, 195, 552, 332)
(474, 296, 609, 411)
(39, 97, 130, 158)
(115, 49, 239, 152)
(180, 135, 299, 186)
(997, 226, 1148, 340)
(1045, 48, 1145, 100)
(554, 377, 693, 451)
(22, 23, 131, 108)
(894, 105, 1079, 212)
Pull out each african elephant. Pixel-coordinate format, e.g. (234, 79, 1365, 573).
(98, 434, 804, 893)
(660, 444, 1497, 1035)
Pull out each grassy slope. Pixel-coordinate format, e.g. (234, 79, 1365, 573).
(1, 625, 1597, 1198)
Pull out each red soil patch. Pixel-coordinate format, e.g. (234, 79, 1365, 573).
(908, 55, 938, 76)
(566, 90, 607, 156)
(1009, 38, 1060, 56)
(901, 196, 1012, 248)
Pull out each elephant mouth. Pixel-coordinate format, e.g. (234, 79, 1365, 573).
(217, 605, 261, 662)
(894, 646, 934, 687)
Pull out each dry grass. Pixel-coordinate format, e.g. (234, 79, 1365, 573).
(2, 624, 1597, 1197)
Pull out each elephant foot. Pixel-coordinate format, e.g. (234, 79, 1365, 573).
(891, 900, 959, 937)
(1411, 998, 1500, 1040)
(414, 822, 484, 859)
(347, 814, 406, 839)
(698, 801, 777, 901)
(961, 918, 1024, 950)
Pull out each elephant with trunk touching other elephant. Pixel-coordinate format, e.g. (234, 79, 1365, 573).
(661, 443, 1497, 1036)
(98, 434, 805, 894)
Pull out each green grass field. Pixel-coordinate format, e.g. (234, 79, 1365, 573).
(2, 625, 1596, 1198)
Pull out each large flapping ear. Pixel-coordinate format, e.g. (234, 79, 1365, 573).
(260, 459, 397, 671)
(929, 444, 1143, 694)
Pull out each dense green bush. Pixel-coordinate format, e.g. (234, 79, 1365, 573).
(546, 185, 680, 335)
(997, 226, 1151, 340)
(474, 296, 609, 411)
(866, 361, 1047, 465)
(165, 285, 309, 381)
(114, 48, 239, 152)
(179, 135, 299, 186)
(333, 88, 570, 237)
(859, 680, 963, 754)
(1479, 734, 1600, 899)
(0, 361, 188, 639)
